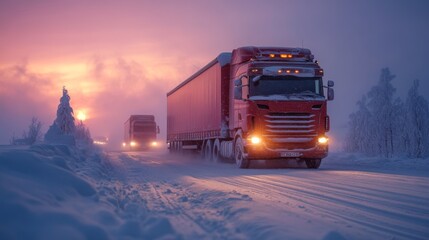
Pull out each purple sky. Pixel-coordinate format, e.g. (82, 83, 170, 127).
(1, 0, 428, 150)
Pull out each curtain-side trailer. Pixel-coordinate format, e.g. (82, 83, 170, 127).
(167, 46, 334, 168)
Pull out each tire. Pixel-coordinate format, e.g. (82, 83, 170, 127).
(177, 141, 183, 153)
(172, 141, 182, 153)
(169, 142, 174, 153)
(234, 137, 249, 168)
(204, 140, 213, 162)
(305, 158, 321, 169)
(212, 139, 221, 163)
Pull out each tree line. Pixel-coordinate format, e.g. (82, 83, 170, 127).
(345, 68, 429, 158)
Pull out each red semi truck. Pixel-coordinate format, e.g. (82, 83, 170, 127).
(123, 115, 160, 150)
(167, 46, 334, 168)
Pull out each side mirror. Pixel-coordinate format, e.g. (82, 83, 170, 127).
(252, 75, 262, 83)
(234, 78, 242, 87)
(327, 88, 334, 101)
(328, 80, 334, 87)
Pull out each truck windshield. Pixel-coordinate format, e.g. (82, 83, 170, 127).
(134, 124, 155, 132)
(249, 76, 324, 99)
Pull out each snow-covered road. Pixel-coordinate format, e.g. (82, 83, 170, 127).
(103, 150, 429, 240)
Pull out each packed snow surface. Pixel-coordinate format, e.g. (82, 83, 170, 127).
(1, 145, 428, 240)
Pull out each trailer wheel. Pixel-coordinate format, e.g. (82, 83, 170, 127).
(305, 158, 321, 169)
(235, 137, 249, 168)
(212, 139, 221, 163)
(172, 141, 182, 153)
(204, 140, 213, 162)
(177, 141, 183, 153)
(168, 142, 174, 153)
(173, 142, 178, 152)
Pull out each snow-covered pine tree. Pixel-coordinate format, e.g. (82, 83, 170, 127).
(44, 86, 76, 145)
(405, 79, 429, 158)
(56, 86, 76, 134)
(367, 68, 397, 158)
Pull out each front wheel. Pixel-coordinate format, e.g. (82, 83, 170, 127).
(305, 158, 322, 169)
(234, 137, 249, 168)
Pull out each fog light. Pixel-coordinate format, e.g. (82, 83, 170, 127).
(250, 136, 261, 144)
(318, 137, 328, 144)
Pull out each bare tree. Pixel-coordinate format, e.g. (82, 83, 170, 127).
(11, 117, 43, 145)
(367, 68, 396, 158)
(405, 79, 429, 158)
(346, 68, 408, 158)
(23, 117, 43, 144)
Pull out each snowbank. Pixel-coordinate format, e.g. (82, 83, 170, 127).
(0, 145, 108, 239)
(0, 145, 184, 240)
(324, 152, 429, 176)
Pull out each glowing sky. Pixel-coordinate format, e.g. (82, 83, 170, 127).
(1, 0, 428, 149)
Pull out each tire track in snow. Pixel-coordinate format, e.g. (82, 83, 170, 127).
(205, 173, 429, 240)
(105, 151, 250, 239)
(106, 151, 429, 239)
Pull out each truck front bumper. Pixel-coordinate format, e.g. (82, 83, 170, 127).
(244, 140, 328, 160)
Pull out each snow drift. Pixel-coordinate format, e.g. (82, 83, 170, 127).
(0, 144, 111, 239)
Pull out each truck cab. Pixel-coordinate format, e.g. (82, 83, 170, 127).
(123, 115, 160, 151)
(230, 47, 334, 168)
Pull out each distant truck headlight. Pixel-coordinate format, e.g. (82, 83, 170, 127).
(249, 136, 262, 144)
(318, 136, 328, 144)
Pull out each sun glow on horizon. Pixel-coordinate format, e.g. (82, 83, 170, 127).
(76, 111, 87, 121)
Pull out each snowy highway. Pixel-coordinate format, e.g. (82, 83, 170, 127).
(103, 150, 429, 240)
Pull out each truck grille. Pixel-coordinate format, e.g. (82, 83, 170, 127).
(263, 112, 317, 150)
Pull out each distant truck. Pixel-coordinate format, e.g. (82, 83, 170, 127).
(167, 46, 334, 168)
(123, 115, 159, 150)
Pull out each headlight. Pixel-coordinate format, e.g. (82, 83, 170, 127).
(130, 141, 137, 147)
(249, 136, 262, 144)
(122, 142, 126, 147)
(151, 141, 158, 147)
(318, 137, 328, 144)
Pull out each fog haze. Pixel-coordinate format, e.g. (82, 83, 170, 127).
(1, 0, 428, 150)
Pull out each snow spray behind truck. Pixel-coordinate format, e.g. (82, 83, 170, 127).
(123, 115, 160, 150)
(167, 46, 334, 168)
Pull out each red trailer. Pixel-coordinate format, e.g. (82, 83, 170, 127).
(167, 54, 231, 145)
(167, 47, 334, 168)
